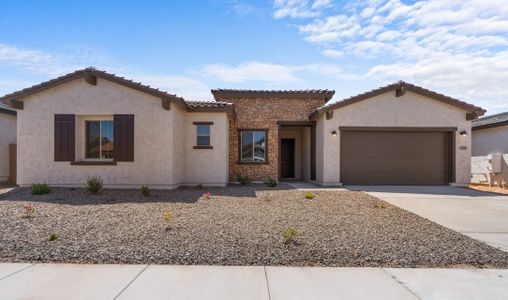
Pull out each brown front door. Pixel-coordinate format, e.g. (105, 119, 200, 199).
(341, 130, 452, 185)
(280, 139, 295, 178)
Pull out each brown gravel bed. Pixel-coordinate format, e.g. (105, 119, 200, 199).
(1, 184, 507, 267)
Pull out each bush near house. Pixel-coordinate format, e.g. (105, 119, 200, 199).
(304, 192, 315, 199)
(281, 226, 303, 245)
(264, 177, 278, 188)
(86, 176, 103, 194)
(31, 183, 50, 195)
(236, 173, 251, 185)
(141, 185, 150, 197)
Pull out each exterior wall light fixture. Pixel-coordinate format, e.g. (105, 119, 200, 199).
(459, 130, 467, 136)
(331, 130, 337, 136)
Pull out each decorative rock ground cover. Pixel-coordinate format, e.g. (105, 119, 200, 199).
(1, 184, 507, 267)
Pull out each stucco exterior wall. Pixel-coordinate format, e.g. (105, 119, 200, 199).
(316, 90, 472, 186)
(472, 125, 508, 156)
(16, 77, 228, 188)
(0, 113, 16, 181)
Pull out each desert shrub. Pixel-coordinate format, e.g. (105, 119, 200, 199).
(264, 177, 278, 188)
(22, 204, 36, 218)
(373, 201, 386, 209)
(304, 192, 315, 199)
(31, 183, 50, 195)
(236, 172, 251, 185)
(202, 192, 212, 200)
(48, 233, 59, 241)
(85, 176, 103, 194)
(281, 226, 302, 245)
(162, 210, 172, 230)
(141, 185, 150, 197)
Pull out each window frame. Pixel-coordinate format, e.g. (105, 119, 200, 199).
(237, 129, 269, 164)
(193, 122, 214, 149)
(85, 119, 114, 160)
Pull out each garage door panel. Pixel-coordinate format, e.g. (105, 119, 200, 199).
(341, 130, 451, 185)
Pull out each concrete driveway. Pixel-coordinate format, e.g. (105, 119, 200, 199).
(349, 186, 508, 252)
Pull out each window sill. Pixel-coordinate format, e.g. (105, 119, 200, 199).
(236, 161, 269, 165)
(193, 145, 213, 149)
(70, 161, 117, 166)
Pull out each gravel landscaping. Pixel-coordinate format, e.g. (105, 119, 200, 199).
(1, 184, 507, 267)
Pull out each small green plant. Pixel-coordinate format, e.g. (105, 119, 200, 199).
(304, 192, 315, 199)
(281, 226, 302, 245)
(22, 204, 36, 218)
(141, 185, 150, 197)
(264, 177, 278, 188)
(162, 210, 173, 230)
(373, 202, 386, 209)
(85, 176, 103, 194)
(236, 172, 251, 185)
(31, 183, 50, 195)
(197, 184, 204, 189)
(48, 233, 59, 241)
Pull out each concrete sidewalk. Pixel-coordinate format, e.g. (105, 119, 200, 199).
(0, 263, 507, 300)
(351, 186, 508, 252)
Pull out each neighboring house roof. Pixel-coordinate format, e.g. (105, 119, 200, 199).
(0, 68, 232, 113)
(211, 89, 335, 102)
(472, 111, 508, 130)
(310, 81, 486, 120)
(0, 103, 16, 116)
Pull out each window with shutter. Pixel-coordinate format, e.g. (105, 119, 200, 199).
(54, 114, 75, 161)
(113, 114, 134, 162)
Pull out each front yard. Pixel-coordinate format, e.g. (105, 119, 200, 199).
(1, 184, 507, 267)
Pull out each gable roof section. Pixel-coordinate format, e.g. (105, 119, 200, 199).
(310, 81, 485, 121)
(0, 68, 232, 113)
(212, 89, 335, 102)
(472, 111, 508, 130)
(0, 103, 16, 116)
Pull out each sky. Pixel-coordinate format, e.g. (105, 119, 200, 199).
(0, 0, 507, 115)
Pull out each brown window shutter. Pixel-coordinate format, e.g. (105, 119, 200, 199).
(114, 114, 134, 161)
(54, 114, 75, 161)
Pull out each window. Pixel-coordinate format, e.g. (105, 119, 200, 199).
(86, 120, 114, 159)
(240, 130, 266, 162)
(196, 125, 210, 146)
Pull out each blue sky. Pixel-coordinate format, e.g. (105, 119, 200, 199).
(1, 0, 507, 114)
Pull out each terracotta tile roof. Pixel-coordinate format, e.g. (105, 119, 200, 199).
(185, 100, 233, 112)
(311, 81, 485, 120)
(472, 111, 508, 130)
(211, 89, 335, 102)
(0, 68, 232, 112)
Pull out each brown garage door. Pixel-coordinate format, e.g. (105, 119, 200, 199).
(341, 129, 453, 185)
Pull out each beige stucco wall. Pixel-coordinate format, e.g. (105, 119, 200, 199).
(316, 90, 472, 186)
(16, 77, 228, 188)
(0, 113, 16, 181)
(472, 125, 508, 156)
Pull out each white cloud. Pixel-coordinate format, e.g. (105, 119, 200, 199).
(322, 49, 343, 58)
(272, 0, 331, 19)
(133, 74, 212, 101)
(274, 0, 508, 113)
(200, 61, 343, 83)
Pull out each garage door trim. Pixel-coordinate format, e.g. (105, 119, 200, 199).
(339, 127, 456, 185)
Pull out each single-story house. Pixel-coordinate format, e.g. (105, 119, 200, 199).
(471, 112, 508, 185)
(0, 68, 485, 188)
(0, 103, 16, 183)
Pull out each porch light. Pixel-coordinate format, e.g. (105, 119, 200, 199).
(331, 130, 337, 136)
(459, 130, 467, 136)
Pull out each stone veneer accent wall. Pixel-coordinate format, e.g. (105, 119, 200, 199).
(227, 98, 325, 181)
